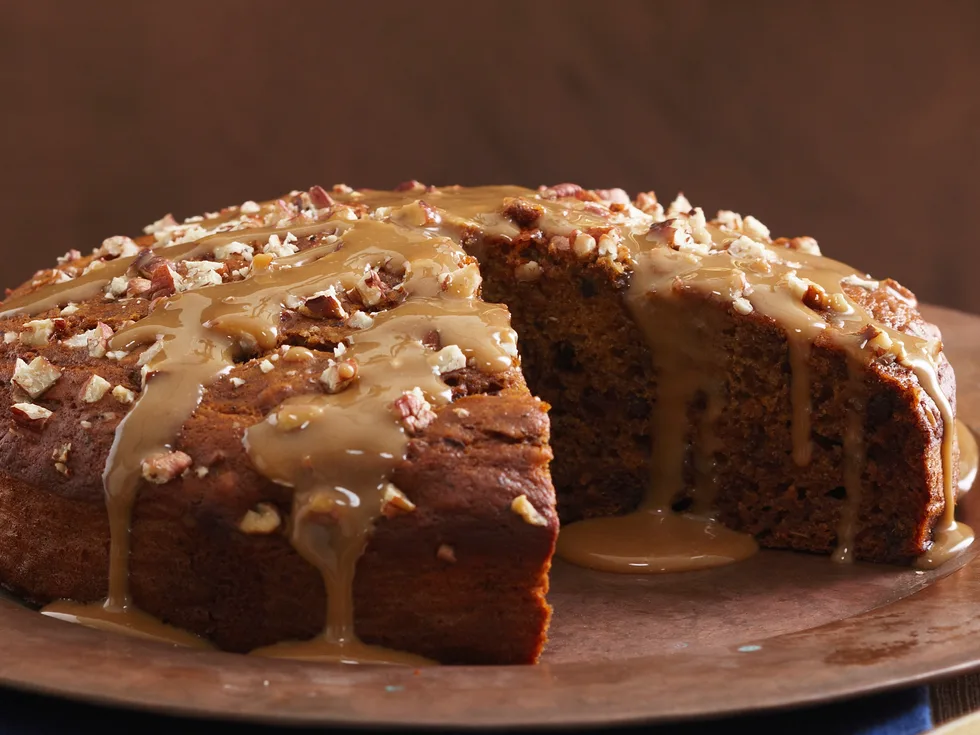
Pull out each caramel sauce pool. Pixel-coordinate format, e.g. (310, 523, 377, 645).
(557, 509, 758, 574)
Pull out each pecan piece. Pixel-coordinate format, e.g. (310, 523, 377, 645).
(393, 387, 436, 433)
(308, 185, 335, 209)
(319, 359, 358, 393)
(802, 283, 830, 311)
(141, 450, 192, 484)
(394, 180, 426, 193)
(503, 197, 544, 228)
(10, 403, 53, 429)
(12, 356, 62, 399)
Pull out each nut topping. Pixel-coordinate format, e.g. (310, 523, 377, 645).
(51, 442, 71, 476)
(239, 503, 282, 534)
(10, 402, 52, 428)
(20, 319, 55, 346)
(801, 282, 831, 312)
(81, 374, 112, 403)
(214, 241, 254, 261)
(112, 385, 136, 404)
(510, 494, 549, 527)
(429, 345, 466, 374)
(346, 310, 374, 329)
(95, 236, 141, 260)
(141, 451, 193, 484)
(320, 359, 358, 393)
(393, 387, 436, 433)
(515, 261, 543, 282)
(503, 197, 544, 228)
(381, 483, 417, 517)
(354, 268, 386, 307)
(572, 232, 597, 257)
(302, 286, 347, 319)
(12, 356, 62, 399)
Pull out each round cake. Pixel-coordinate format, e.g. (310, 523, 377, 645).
(0, 183, 968, 664)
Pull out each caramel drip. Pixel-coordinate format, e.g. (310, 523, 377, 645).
(248, 301, 512, 665)
(40, 601, 213, 648)
(557, 246, 761, 573)
(833, 362, 867, 564)
(914, 362, 974, 568)
(957, 419, 978, 494)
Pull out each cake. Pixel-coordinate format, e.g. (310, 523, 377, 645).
(0, 182, 970, 664)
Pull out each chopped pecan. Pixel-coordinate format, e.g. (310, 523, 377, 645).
(774, 236, 821, 256)
(430, 344, 466, 374)
(239, 503, 281, 534)
(57, 249, 82, 265)
(542, 183, 583, 199)
(20, 319, 55, 346)
(126, 277, 153, 297)
(88, 322, 114, 358)
(381, 483, 417, 518)
(12, 356, 62, 399)
(308, 185, 335, 208)
(10, 403, 52, 429)
(141, 450, 192, 484)
(129, 249, 160, 277)
(394, 180, 427, 193)
(511, 494, 548, 527)
(635, 191, 661, 214)
(802, 282, 830, 311)
(393, 387, 436, 433)
(302, 288, 347, 319)
(595, 188, 630, 205)
(319, 359, 358, 393)
(51, 442, 71, 475)
(81, 374, 112, 403)
(353, 269, 387, 307)
(503, 197, 544, 228)
(148, 262, 180, 298)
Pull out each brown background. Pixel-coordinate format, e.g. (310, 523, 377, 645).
(1, 1, 978, 311)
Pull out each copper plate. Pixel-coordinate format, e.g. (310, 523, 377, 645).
(1, 304, 979, 729)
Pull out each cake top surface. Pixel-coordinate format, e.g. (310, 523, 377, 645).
(0, 180, 953, 521)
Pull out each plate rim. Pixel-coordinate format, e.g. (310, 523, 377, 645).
(1, 551, 979, 730)
(2, 302, 980, 729)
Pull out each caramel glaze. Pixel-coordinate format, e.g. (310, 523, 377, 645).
(556, 197, 971, 572)
(2, 182, 970, 656)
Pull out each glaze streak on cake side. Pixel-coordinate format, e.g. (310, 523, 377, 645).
(554, 194, 971, 571)
(0, 182, 969, 662)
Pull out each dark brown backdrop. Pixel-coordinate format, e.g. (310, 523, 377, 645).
(2, 1, 978, 311)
